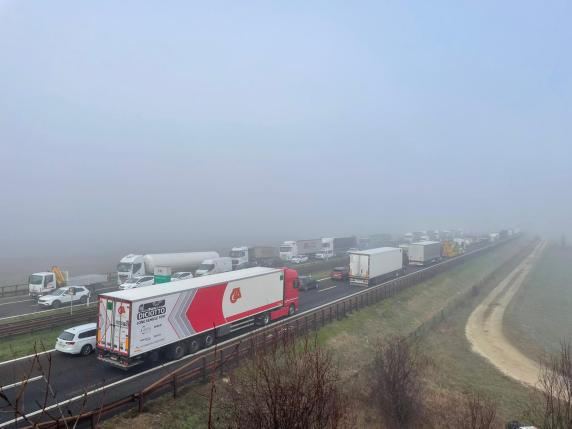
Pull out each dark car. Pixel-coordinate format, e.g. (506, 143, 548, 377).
(330, 267, 349, 281)
(298, 276, 318, 291)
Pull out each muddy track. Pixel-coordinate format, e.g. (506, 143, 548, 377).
(465, 240, 546, 388)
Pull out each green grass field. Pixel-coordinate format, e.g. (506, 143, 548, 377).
(0, 327, 64, 362)
(504, 243, 572, 360)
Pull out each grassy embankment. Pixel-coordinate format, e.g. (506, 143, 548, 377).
(504, 243, 572, 360)
(103, 238, 532, 428)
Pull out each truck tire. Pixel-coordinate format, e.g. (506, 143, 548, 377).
(168, 342, 186, 360)
(288, 304, 296, 317)
(52, 300, 61, 309)
(188, 338, 201, 354)
(258, 312, 270, 326)
(203, 333, 215, 349)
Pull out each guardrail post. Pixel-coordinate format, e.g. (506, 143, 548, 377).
(201, 356, 207, 382)
(138, 393, 144, 413)
(173, 374, 178, 399)
(219, 350, 225, 375)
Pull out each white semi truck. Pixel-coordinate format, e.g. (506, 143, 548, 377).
(117, 252, 219, 285)
(316, 236, 357, 259)
(279, 239, 322, 261)
(348, 247, 404, 287)
(229, 246, 281, 270)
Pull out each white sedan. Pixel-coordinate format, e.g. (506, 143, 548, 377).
(119, 275, 154, 290)
(37, 286, 91, 309)
(55, 323, 97, 356)
(290, 255, 309, 264)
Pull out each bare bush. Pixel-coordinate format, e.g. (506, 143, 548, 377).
(427, 391, 498, 429)
(457, 392, 498, 429)
(371, 336, 425, 428)
(527, 340, 572, 429)
(220, 332, 348, 429)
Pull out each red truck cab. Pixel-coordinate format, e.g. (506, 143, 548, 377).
(270, 267, 299, 319)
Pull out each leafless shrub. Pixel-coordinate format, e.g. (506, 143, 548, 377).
(426, 390, 498, 429)
(220, 332, 349, 429)
(371, 336, 426, 428)
(526, 340, 572, 429)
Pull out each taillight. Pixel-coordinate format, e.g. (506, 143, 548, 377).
(66, 341, 75, 345)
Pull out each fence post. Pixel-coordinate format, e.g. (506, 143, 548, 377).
(201, 356, 207, 382)
(219, 350, 225, 375)
(138, 393, 144, 413)
(173, 374, 178, 399)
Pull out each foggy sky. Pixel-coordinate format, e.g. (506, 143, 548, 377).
(1, 1, 571, 281)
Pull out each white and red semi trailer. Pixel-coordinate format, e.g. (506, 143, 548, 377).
(97, 267, 299, 369)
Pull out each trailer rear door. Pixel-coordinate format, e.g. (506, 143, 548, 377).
(97, 297, 131, 356)
(349, 254, 369, 279)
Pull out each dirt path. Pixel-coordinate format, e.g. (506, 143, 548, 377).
(465, 240, 546, 388)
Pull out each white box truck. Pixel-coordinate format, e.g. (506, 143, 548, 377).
(117, 252, 219, 285)
(97, 267, 300, 369)
(348, 247, 404, 287)
(195, 257, 233, 276)
(408, 241, 442, 266)
(229, 246, 281, 269)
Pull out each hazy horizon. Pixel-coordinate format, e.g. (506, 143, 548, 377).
(1, 1, 571, 284)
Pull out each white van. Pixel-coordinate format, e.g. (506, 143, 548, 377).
(195, 257, 233, 276)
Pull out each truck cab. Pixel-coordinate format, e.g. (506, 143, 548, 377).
(117, 254, 145, 285)
(29, 272, 57, 297)
(279, 241, 297, 260)
(229, 246, 249, 270)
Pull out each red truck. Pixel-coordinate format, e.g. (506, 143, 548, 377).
(97, 267, 299, 369)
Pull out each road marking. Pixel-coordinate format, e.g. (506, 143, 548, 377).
(0, 299, 34, 307)
(0, 375, 43, 391)
(319, 285, 337, 292)
(0, 349, 56, 366)
(317, 277, 330, 282)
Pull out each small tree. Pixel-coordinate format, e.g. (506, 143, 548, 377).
(221, 333, 348, 429)
(371, 336, 425, 428)
(527, 340, 572, 429)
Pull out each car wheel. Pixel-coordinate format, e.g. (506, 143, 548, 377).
(79, 295, 87, 304)
(52, 300, 61, 309)
(288, 304, 296, 316)
(80, 344, 92, 356)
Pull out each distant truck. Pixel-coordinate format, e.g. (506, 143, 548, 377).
(279, 239, 322, 260)
(29, 268, 108, 297)
(97, 267, 300, 369)
(408, 241, 442, 265)
(348, 247, 404, 287)
(229, 246, 280, 270)
(117, 252, 219, 285)
(316, 236, 357, 259)
(195, 257, 233, 276)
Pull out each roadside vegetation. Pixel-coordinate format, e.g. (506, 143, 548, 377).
(102, 238, 537, 428)
(504, 243, 572, 360)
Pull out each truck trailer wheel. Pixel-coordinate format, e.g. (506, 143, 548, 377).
(188, 338, 201, 354)
(168, 342, 186, 360)
(257, 312, 270, 326)
(203, 333, 215, 349)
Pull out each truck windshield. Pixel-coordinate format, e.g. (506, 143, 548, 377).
(198, 263, 214, 271)
(279, 246, 292, 252)
(117, 263, 132, 273)
(29, 275, 43, 285)
(229, 250, 246, 258)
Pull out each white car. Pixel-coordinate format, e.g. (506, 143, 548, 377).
(37, 286, 91, 309)
(290, 255, 309, 264)
(171, 272, 193, 282)
(119, 275, 154, 290)
(55, 323, 97, 356)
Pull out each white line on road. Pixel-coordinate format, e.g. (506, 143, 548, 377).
(0, 299, 34, 307)
(0, 375, 43, 391)
(0, 349, 55, 367)
(317, 277, 330, 282)
(319, 285, 337, 292)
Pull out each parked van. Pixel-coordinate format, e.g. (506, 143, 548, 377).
(195, 257, 233, 276)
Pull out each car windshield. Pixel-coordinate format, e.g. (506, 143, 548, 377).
(280, 246, 292, 252)
(117, 263, 132, 272)
(125, 278, 138, 284)
(29, 275, 43, 285)
(198, 264, 214, 271)
(58, 331, 75, 341)
(229, 250, 245, 258)
(334, 268, 346, 272)
(51, 288, 67, 296)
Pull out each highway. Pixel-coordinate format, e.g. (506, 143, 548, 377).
(0, 242, 514, 428)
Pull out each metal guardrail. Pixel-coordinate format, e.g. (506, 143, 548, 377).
(23, 237, 525, 429)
